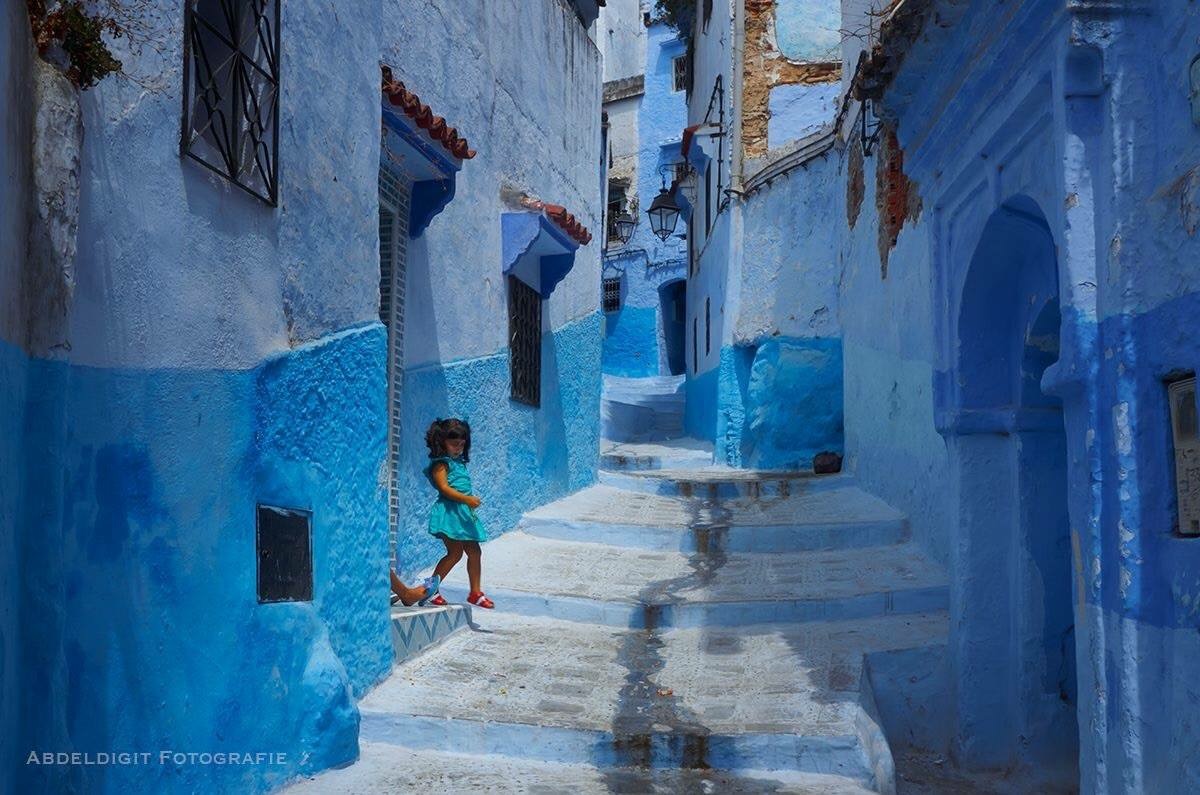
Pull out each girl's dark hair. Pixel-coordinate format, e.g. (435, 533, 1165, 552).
(425, 418, 471, 462)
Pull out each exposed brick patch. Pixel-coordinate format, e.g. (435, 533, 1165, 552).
(875, 122, 921, 278)
(742, 0, 840, 159)
(847, 140, 865, 229)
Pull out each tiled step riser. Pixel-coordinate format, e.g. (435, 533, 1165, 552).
(598, 470, 844, 499)
(389, 605, 471, 664)
(519, 517, 910, 553)
(360, 712, 876, 786)
(437, 585, 949, 630)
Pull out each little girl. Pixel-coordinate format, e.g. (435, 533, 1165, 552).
(424, 418, 494, 609)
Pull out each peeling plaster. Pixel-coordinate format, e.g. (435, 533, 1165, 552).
(743, 0, 840, 159)
(874, 123, 921, 277)
(24, 59, 81, 356)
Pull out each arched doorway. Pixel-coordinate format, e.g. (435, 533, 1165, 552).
(659, 279, 687, 376)
(943, 196, 1078, 784)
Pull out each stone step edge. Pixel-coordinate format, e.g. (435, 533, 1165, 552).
(596, 470, 853, 496)
(358, 711, 878, 787)
(432, 584, 949, 629)
(517, 516, 910, 553)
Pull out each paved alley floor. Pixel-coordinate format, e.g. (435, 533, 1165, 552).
(286, 441, 949, 793)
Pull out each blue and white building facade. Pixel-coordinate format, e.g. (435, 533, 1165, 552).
(682, 0, 1200, 791)
(597, 0, 690, 380)
(0, 0, 602, 792)
(682, 0, 846, 470)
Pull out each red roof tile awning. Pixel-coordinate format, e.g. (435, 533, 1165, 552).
(382, 66, 476, 161)
(520, 198, 592, 246)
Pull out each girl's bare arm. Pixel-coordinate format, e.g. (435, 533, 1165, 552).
(431, 464, 482, 508)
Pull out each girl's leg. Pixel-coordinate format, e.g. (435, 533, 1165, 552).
(433, 539, 465, 581)
(389, 570, 428, 607)
(464, 542, 482, 594)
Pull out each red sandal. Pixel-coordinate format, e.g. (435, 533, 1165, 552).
(467, 591, 495, 609)
(429, 593, 448, 607)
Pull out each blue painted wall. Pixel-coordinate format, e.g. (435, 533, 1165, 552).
(775, 0, 841, 62)
(15, 326, 390, 793)
(2, 3, 34, 789)
(601, 21, 689, 377)
(5, 1, 603, 791)
(767, 82, 840, 148)
(0, 342, 26, 790)
(714, 337, 843, 469)
(830, 1, 1200, 789)
(602, 305, 660, 376)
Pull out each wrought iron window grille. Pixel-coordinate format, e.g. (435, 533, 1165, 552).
(602, 276, 622, 313)
(508, 276, 542, 407)
(672, 55, 687, 92)
(181, 0, 281, 205)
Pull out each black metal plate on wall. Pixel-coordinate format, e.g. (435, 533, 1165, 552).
(256, 504, 313, 603)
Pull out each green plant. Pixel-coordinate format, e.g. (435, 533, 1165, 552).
(27, 0, 125, 88)
(655, 0, 695, 36)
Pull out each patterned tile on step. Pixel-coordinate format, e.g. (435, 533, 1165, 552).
(390, 604, 471, 664)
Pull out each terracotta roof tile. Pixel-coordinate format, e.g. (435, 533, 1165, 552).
(381, 66, 477, 160)
(523, 198, 592, 245)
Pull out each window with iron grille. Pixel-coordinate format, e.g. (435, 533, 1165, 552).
(672, 56, 687, 93)
(606, 183, 627, 243)
(182, 0, 281, 205)
(602, 276, 622, 313)
(509, 276, 542, 407)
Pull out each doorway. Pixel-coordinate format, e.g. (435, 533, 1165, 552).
(659, 279, 687, 376)
(947, 195, 1078, 782)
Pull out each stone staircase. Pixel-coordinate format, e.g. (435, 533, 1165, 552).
(286, 444, 949, 793)
(601, 374, 686, 442)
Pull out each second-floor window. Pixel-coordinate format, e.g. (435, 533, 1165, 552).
(672, 55, 687, 92)
(606, 183, 627, 243)
(182, 0, 281, 205)
(509, 276, 542, 407)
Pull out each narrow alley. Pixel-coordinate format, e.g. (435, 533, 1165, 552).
(290, 428, 949, 792)
(5, 0, 1199, 793)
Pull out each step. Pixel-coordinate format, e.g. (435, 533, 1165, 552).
(520, 484, 909, 553)
(600, 403, 684, 445)
(350, 612, 946, 790)
(435, 532, 947, 629)
(389, 604, 471, 664)
(600, 438, 714, 471)
(598, 468, 847, 499)
(603, 373, 686, 392)
(284, 743, 879, 793)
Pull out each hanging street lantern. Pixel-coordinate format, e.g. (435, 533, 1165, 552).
(647, 187, 681, 241)
(612, 210, 637, 245)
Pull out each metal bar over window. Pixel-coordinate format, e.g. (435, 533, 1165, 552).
(182, 0, 281, 205)
(508, 276, 542, 407)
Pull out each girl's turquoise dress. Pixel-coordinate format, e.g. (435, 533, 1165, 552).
(425, 456, 487, 542)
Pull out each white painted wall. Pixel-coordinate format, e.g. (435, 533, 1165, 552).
(386, 0, 603, 368)
(598, 0, 646, 82)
